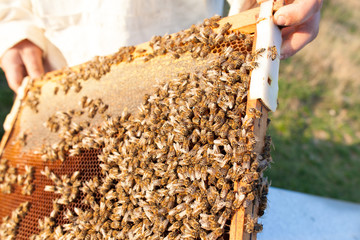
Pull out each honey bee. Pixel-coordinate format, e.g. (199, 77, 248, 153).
(217, 208, 232, 228)
(268, 46, 278, 60)
(219, 22, 232, 35)
(44, 184, 56, 192)
(242, 172, 260, 184)
(214, 109, 225, 124)
(168, 221, 182, 232)
(54, 226, 64, 238)
(73, 81, 82, 93)
(24, 165, 34, 177)
(136, 48, 147, 54)
(191, 46, 202, 58)
(69, 146, 81, 157)
(40, 166, 51, 178)
(62, 82, 71, 94)
(244, 60, 259, 70)
(79, 96, 88, 108)
(246, 132, 256, 144)
(158, 47, 167, 55)
(244, 35, 252, 47)
(110, 220, 120, 230)
(150, 35, 162, 47)
(20, 184, 34, 195)
(242, 115, 254, 129)
(17, 174, 25, 185)
(240, 156, 251, 171)
(224, 46, 234, 58)
(169, 51, 180, 59)
(203, 17, 214, 27)
(214, 33, 225, 45)
(245, 215, 263, 233)
(16, 132, 28, 147)
(227, 32, 238, 42)
(206, 14, 220, 23)
(220, 183, 231, 199)
(53, 86, 59, 95)
(253, 48, 266, 59)
(213, 138, 229, 147)
(211, 197, 228, 214)
(199, 214, 218, 232)
(197, 165, 207, 181)
(206, 186, 219, 206)
(87, 105, 98, 118)
(50, 208, 59, 219)
(199, 28, 211, 42)
(126, 54, 134, 63)
(98, 103, 109, 114)
(258, 196, 268, 217)
(248, 107, 262, 118)
(142, 54, 155, 62)
(181, 231, 198, 239)
(206, 227, 224, 240)
(69, 171, 80, 183)
(246, 191, 256, 203)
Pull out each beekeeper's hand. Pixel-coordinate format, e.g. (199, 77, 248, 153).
(1, 39, 44, 93)
(273, 0, 323, 59)
(228, 0, 323, 59)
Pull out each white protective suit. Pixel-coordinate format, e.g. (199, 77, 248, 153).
(0, 0, 252, 71)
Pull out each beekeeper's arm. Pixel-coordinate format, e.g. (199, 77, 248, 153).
(228, 0, 323, 59)
(0, 0, 45, 92)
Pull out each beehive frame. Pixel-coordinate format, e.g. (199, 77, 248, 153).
(0, 6, 277, 240)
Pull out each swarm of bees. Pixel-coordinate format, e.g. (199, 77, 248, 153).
(0, 202, 29, 239)
(0, 159, 16, 194)
(0, 159, 34, 196)
(0, 15, 274, 239)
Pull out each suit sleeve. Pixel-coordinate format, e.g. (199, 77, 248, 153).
(227, 0, 258, 16)
(0, 0, 45, 58)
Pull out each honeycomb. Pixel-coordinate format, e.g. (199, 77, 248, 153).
(0, 15, 272, 239)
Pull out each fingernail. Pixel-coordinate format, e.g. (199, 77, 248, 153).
(276, 15, 286, 26)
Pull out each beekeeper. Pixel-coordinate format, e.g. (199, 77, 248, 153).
(0, 0, 322, 92)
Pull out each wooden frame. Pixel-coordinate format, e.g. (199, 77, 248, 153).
(0, 6, 276, 240)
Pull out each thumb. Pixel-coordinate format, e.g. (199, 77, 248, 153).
(274, 0, 322, 26)
(21, 45, 44, 79)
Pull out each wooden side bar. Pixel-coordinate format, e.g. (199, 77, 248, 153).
(226, 6, 272, 240)
(230, 99, 269, 240)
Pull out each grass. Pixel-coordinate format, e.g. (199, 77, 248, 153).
(266, 67, 360, 200)
(0, 1, 359, 203)
(0, 69, 13, 138)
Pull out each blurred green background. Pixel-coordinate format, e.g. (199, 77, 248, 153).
(0, 69, 13, 139)
(0, 0, 359, 203)
(265, 0, 360, 203)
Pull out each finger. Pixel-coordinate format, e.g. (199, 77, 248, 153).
(3, 63, 26, 93)
(280, 12, 320, 59)
(274, 0, 322, 27)
(1, 50, 26, 92)
(21, 46, 44, 79)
